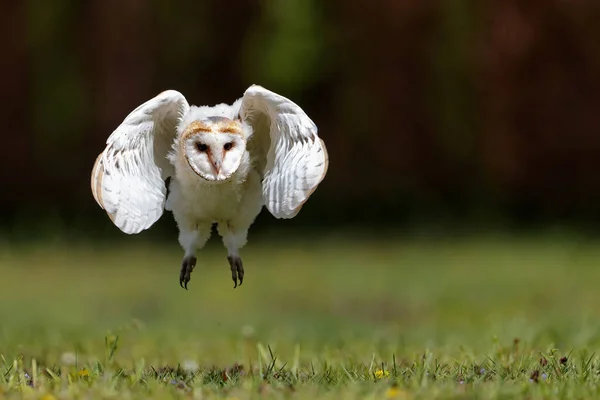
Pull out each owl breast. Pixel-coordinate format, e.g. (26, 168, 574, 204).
(166, 166, 263, 229)
(167, 177, 240, 222)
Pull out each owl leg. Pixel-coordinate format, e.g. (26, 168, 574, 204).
(217, 223, 249, 289)
(178, 224, 212, 290)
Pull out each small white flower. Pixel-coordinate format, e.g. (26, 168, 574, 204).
(241, 325, 255, 338)
(182, 359, 198, 373)
(60, 352, 77, 366)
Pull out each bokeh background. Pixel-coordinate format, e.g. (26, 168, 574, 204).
(2, 2, 600, 384)
(3, 0, 600, 240)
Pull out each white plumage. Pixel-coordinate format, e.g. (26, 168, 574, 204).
(91, 85, 328, 289)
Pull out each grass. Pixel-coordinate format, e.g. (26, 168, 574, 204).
(1, 232, 600, 398)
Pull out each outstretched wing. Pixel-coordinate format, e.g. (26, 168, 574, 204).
(91, 90, 189, 234)
(239, 85, 328, 218)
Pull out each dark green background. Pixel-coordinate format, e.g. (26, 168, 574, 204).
(3, 0, 600, 238)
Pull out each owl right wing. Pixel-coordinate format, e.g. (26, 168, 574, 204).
(239, 85, 328, 219)
(91, 90, 189, 234)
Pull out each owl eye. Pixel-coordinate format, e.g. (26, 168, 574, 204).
(223, 142, 233, 151)
(196, 143, 208, 152)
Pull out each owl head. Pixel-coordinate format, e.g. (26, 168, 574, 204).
(180, 116, 247, 181)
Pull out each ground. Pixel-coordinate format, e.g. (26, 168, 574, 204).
(0, 232, 599, 399)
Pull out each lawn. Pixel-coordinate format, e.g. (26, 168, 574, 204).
(0, 232, 600, 399)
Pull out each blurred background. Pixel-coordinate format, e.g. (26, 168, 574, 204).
(1, 1, 600, 370)
(3, 0, 600, 240)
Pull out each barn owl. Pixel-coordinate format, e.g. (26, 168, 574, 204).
(91, 85, 328, 289)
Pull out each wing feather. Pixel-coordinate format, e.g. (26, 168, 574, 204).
(239, 85, 328, 218)
(91, 90, 189, 234)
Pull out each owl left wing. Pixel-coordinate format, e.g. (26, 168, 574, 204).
(91, 90, 189, 234)
(239, 85, 328, 219)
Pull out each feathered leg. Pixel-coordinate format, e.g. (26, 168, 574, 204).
(178, 223, 212, 289)
(217, 222, 250, 288)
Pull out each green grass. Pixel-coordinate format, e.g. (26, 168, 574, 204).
(1, 233, 600, 399)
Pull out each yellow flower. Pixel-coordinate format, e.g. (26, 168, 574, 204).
(40, 395, 57, 400)
(375, 369, 390, 379)
(386, 386, 400, 398)
(386, 385, 409, 399)
(78, 368, 90, 377)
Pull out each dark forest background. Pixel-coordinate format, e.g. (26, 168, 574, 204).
(2, 0, 600, 239)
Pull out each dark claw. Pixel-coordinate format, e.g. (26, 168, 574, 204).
(227, 256, 244, 289)
(179, 256, 197, 290)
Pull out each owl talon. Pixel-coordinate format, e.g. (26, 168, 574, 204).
(179, 256, 197, 290)
(227, 256, 244, 289)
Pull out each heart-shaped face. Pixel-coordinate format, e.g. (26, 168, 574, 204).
(181, 117, 246, 181)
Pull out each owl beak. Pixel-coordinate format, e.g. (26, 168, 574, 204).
(209, 155, 221, 175)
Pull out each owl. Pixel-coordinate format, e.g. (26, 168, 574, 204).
(91, 85, 328, 289)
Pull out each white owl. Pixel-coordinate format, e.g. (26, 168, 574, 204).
(91, 85, 328, 289)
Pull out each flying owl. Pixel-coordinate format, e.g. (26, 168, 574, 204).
(91, 85, 328, 289)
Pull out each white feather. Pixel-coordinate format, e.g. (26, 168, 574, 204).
(179, 100, 242, 129)
(238, 85, 328, 218)
(92, 90, 189, 234)
(91, 85, 328, 270)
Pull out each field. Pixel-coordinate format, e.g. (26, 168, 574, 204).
(1, 233, 600, 399)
